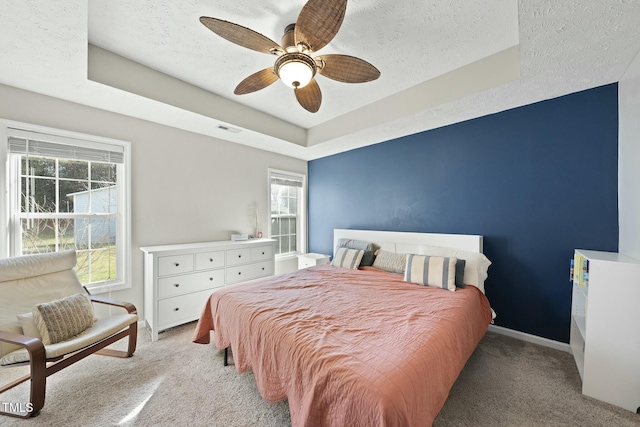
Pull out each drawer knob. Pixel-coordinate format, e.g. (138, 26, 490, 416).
(174, 284, 180, 287)
(262, 251, 265, 255)
(262, 267, 265, 270)
(174, 308, 179, 311)
(209, 277, 213, 281)
(238, 272, 241, 275)
(174, 262, 180, 267)
(209, 258, 213, 262)
(238, 254, 242, 258)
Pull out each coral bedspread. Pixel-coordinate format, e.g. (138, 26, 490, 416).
(193, 264, 492, 427)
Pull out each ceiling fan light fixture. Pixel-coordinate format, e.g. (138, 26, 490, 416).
(200, 0, 379, 112)
(275, 52, 317, 89)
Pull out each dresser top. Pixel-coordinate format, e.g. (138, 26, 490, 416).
(140, 238, 276, 254)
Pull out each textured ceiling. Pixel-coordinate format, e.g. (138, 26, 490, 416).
(88, 0, 518, 129)
(1, 1, 639, 160)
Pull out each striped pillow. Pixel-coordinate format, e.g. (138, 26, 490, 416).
(337, 238, 379, 266)
(404, 254, 457, 291)
(332, 247, 365, 269)
(32, 293, 97, 345)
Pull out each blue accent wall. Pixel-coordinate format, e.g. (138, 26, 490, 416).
(308, 83, 619, 343)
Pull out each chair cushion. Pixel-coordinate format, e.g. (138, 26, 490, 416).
(0, 322, 23, 357)
(0, 313, 138, 365)
(17, 312, 42, 339)
(0, 251, 85, 355)
(0, 250, 77, 283)
(32, 293, 97, 345)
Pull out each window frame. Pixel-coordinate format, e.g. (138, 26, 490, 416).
(268, 168, 307, 259)
(0, 119, 132, 294)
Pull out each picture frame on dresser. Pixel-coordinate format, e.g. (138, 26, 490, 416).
(140, 239, 276, 341)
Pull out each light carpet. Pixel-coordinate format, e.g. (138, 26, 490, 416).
(1, 322, 639, 426)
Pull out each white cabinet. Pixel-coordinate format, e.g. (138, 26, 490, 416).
(141, 239, 276, 341)
(297, 253, 331, 269)
(570, 249, 640, 413)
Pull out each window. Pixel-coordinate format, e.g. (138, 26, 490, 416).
(269, 169, 306, 256)
(1, 122, 131, 293)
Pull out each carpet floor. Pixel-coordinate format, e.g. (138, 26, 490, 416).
(1, 322, 639, 426)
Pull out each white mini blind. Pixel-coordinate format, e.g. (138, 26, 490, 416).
(270, 172, 303, 188)
(7, 128, 125, 163)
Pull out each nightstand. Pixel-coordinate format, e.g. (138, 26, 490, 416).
(298, 253, 330, 269)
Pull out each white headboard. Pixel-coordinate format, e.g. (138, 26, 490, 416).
(333, 229, 483, 256)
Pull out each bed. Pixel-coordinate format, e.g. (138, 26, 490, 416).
(193, 229, 493, 427)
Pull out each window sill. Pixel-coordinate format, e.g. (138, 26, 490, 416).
(275, 253, 301, 262)
(86, 280, 131, 295)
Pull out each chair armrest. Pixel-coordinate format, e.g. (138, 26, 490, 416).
(0, 330, 45, 360)
(88, 295, 137, 315)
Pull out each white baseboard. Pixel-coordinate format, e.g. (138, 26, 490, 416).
(488, 324, 571, 353)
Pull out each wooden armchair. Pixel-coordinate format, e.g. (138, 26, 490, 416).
(0, 250, 138, 418)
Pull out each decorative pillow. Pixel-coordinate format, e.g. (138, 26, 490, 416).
(404, 254, 457, 291)
(17, 312, 42, 339)
(331, 247, 365, 269)
(32, 293, 96, 345)
(414, 245, 491, 292)
(455, 259, 466, 288)
(372, 250, 407, 274)
(337, 238, 380, 267)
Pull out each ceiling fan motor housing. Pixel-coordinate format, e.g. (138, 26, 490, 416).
(281, 23, 297, 51)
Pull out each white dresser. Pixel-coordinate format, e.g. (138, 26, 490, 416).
(140, 239, 276, 341)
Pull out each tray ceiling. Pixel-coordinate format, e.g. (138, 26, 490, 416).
(1, 1, 639, 160)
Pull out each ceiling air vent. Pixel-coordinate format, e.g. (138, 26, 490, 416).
(216, 124, 241, 133)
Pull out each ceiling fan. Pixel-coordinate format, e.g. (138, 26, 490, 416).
(200, 0, 380, 113)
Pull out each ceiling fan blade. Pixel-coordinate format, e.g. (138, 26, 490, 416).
(295, 79, 322, 113)
(234, 68, 279, 95)
(200, 17, 283, 55)
(316, 54, 381, 83)
(294, 0, 347, 52)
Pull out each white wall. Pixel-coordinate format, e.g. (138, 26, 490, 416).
(0, 83, 307, 317)
(619, 50, 640, 260)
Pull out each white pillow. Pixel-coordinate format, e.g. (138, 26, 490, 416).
(414, 245, 491, 292)
(17, 312, 42, 339)
(332, 247, 364, 269)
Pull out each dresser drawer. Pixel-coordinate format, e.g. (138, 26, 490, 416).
(195, 250, 225, 271)
(158, 269, 225, 299)
(158, 289, 212, 326)
(298, 258, 317, 269)
(158, 254, 194, 276)
(226, 248, 251, 266)
(226, 260, 273, 285)
(251, 245, 273, 261)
